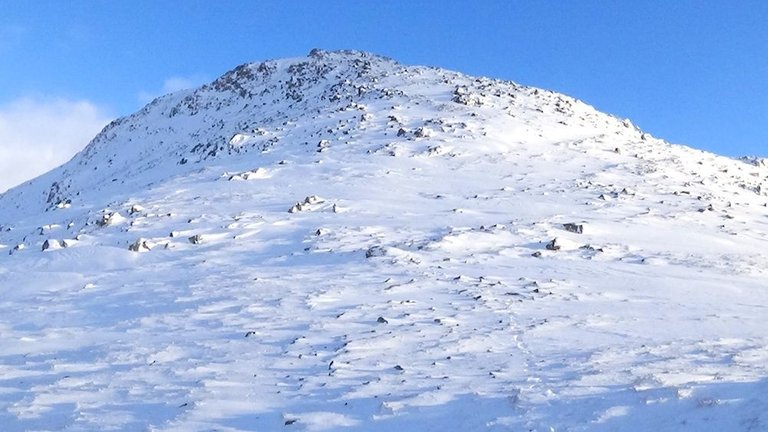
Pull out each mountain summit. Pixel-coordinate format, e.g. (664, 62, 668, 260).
(0, 50, 766, 431)
(1, 48, 647, 217)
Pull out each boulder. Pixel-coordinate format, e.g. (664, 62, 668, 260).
(128, 239, 152, 252)
(97, 212, 126, 227)
(545, 238, 561, 251)
(563, 223, 584, 234)
(365, 246, 386, 258)
(42, 239, 63, 251)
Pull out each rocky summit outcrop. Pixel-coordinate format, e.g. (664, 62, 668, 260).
(0, 50, 767, 431)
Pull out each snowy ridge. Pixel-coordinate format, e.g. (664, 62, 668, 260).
(0, 50, 767, 431)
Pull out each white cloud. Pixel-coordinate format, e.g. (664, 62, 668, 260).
(138, 75, 208, 104)
(0, 97, 112, 193)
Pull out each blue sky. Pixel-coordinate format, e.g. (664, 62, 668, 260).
(0, 1, 766, 189)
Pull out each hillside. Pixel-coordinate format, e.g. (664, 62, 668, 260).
(0, 49, 766, 431)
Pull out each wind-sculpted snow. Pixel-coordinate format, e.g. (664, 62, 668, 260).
(0, 50, 767, 431)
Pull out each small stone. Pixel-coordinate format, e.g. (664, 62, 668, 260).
(42, 239, 62, 251)
(304, 195, 323, 205)
(366, 246, 386, 258)
(563, 223, 584, 234)
(377, 316, 388, 324)
(128, 238, 151, 252)
(545, 238, 561, 251)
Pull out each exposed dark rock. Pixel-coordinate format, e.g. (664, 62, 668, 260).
(580, 244, 604, 253)
(365, 246, 386, 258)
(42, 239, 62, 251)
(563, 223, 584, 234)
(545, 238, 561, 251)
(414, 127, 432, 138)
(128, 239, 151, 252)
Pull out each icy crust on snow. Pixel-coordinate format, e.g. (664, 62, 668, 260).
(0, 50, 767, 431)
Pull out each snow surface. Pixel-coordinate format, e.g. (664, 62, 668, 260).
(0, 49, 767, 431)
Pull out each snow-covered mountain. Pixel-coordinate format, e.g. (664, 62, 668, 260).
(0, 49, 766, 431)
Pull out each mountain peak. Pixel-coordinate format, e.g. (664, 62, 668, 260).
(0, 49, 597, 218)
(206, 48, 397, 99)
(2, 50, 762, 224)
(1, 51, 768, 431)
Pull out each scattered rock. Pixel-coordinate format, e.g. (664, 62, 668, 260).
(414, 127, 433, 138)
(128, 238, 152, 252)
(452, 86, 482, 106)
(563, 223, 584, 234)
(531, 251, 542, 258)
(228, 168, 269, 181)
(304, 195, 324, 205)
(129, 204, 145, 215)
(377, 316, 389, 324)
(545, 238, 561, 251)
(188, 234, 203, 245)
(579, 244, 604, 253)
(317, 139, 330, 153)
(97, 212, 126, 227)
(289, 196, 325, 213)
(365, 246, 386, 258)
(42, 239, 63, 251)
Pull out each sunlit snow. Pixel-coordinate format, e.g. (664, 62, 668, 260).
(0, 50, 766, 431)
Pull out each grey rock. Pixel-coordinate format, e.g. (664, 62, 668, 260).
(563, 223, 584, 234)
(545, 238, 561, 251)
(128, 238, 151, 252)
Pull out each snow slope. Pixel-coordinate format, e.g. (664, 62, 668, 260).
(0, 49, 767, 431)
